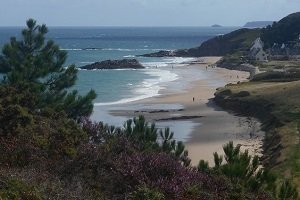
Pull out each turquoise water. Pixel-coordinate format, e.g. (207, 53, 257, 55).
(0, 26, 239, 139)
(0, 26, 238, 104)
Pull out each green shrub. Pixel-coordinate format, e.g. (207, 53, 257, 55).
(278, 179, 299, 200)
(198, 160, 209, 172)
(0, 176, 41, 200)
(252, 71, 300, 82)
(234, 91, 250, 97)
(218, 89, 232, 96)
(131, 186, 165, 200)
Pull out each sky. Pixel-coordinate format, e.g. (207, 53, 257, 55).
(0, 0, 299, 26)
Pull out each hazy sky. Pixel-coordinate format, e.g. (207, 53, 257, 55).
(0, 0, 299, 26)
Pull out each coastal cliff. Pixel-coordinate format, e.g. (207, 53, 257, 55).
(81, 59, 144, 70)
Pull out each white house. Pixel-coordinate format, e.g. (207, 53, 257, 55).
(249, 37, 268, 62)
(250, 38, 264, 51)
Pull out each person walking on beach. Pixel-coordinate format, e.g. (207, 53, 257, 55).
(193, 97, 195, 102)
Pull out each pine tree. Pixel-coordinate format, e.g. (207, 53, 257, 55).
(0, 19, 96, 119)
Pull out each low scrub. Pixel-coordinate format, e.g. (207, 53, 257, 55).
(252, 71, 300, 82)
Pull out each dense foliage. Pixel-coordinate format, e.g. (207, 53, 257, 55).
(262, 12, 300, 48)
(0, 19, 96, 119)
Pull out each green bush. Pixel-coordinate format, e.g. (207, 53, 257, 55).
(218, 89, 232, 96)
(252, 71, 300, 82)
(131, 186, 165, 200)
(233, 91, 250, 97)
(0, 176, 41, 200)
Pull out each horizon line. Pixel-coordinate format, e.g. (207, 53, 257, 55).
(0, 25, 243, 28)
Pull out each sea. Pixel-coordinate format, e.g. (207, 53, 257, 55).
(0, 26, 238, 132)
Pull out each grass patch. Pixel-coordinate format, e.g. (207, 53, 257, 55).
(256, 60, 300, 72)
(215, 80, 300, 187)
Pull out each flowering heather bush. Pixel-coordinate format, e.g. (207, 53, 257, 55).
(0, 135, 41, 167)
(118, 151, 227, 199)
(0, 111, 87, 168)
(80, 117, 122, 144)
(64, 135, 271, 199)
(81, 116, 191, 166)
(69, 117, 274, 199)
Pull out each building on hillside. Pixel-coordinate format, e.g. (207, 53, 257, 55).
(269, 43, 289, 60)
(249, 38, 268, 62)
(269, 40, 300, 60)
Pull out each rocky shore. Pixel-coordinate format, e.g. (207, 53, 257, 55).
(81, 59, 144, 70)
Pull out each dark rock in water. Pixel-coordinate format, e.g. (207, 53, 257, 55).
(81, 59, 144, 70)
(156, 115, 203, 121)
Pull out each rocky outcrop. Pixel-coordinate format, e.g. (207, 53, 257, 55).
(81, 59, 144, 70)
(155, 115, 203, 121)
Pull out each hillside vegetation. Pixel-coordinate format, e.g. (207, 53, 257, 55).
(177, 28, 261, 57)
(262, 12, 300, 48)
(211, 11, 300, 193)
(142, 28, 261, 57)
(215, 79, 300, 189)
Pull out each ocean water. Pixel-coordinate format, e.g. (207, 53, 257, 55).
(0, 26, 240, 139)
(0, 27, 238, 105)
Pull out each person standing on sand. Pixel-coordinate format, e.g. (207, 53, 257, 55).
(193, 97, 195, 102)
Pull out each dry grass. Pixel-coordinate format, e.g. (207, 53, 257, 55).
(257, 60, 300, 71)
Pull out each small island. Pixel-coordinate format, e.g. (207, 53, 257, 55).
(80, 59, 144, 70)
(211, 24, 222, 28)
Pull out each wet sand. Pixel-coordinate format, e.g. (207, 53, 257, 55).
(105, 57, 264, 166)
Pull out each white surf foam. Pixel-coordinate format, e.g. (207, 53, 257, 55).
(93, 56, 197, 106)
(94, 68, 178, 106)
(102, 48, 169, 52)
(61, 48, 82, 51)
(141, 57, 196, 68)
(123, 55, 136, 58)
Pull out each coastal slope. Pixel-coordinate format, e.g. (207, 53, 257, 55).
(142, 28, 261, 57)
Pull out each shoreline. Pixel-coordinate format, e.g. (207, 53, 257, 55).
(96, 57, 264, 166)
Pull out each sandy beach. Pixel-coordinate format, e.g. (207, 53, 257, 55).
(106, 57, 264, 166)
